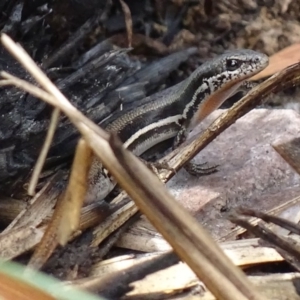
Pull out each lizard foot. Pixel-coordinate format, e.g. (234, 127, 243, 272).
(184, 161, 218, 177)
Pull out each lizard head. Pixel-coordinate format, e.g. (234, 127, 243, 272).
(208, 49, 269, 84)
(187, 49, 269, 126)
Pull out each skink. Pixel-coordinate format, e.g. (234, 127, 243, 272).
(85, 49, 269, 203)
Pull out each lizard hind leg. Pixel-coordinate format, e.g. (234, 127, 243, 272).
(140, 157, 174, 176)
(173, 126, 219, 177)
(184, 161, 218, 176)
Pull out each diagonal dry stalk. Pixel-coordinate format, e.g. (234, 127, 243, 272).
(0, 33, 269, 300)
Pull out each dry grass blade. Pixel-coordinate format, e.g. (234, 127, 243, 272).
(0, 203, 111, 261)
(228, 214, 300, 270)
(237, 207, 300, 236)
(28, 108, 60, 196)
(221, 195, 300, 241)
(27, 193, 62, 270)
(0, 33, 268, 300)
(0, 226, 45, 260)
(0, 173, 61, 261)
(57, 138, 93, 245)
(90, 238, 284, 278)
(1, 173, 61, 234)
(28, 139, 92, 269)
(128, 272, 300, 300)
(119, 0, 133, 48)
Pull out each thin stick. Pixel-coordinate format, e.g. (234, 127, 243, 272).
(28, 108, 60, 196)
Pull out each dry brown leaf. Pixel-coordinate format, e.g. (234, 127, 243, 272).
(251, 43, 300, 80)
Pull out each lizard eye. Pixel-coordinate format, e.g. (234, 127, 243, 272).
(226, 59, 242, 71)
